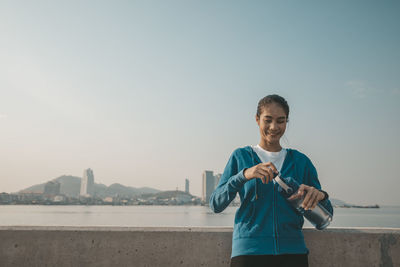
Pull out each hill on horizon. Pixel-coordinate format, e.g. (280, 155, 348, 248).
(19, 175, 160, 198)
(140, 190, 196, 199)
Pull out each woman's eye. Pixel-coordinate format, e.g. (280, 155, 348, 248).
(265, 120, 272, 123)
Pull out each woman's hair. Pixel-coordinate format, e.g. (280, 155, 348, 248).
(256, 94, 290, 120)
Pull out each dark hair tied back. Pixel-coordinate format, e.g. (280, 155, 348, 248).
(257, 94, 290, 120)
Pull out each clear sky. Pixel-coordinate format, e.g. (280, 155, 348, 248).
(1, 0, 399, 205)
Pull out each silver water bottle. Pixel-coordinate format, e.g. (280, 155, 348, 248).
(274, 174, 332, 230)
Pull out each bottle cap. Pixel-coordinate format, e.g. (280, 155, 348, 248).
(274, 175, 293, 194)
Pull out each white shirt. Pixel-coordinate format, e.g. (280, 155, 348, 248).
(251, 145, 287, 183)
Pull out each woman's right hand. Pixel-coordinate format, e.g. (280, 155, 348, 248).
(243, 162, 278, 184)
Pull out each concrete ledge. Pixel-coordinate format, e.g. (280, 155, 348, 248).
(0, 226, 399, 267)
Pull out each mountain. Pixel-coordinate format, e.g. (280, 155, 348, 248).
(141, 190, 195, 199)
(99, 183, 159, 198)
(19, 175, 160, 198)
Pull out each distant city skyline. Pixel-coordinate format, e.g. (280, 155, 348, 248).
(0, 168, 392, 206)
(5, 169, 194, 195)
(1, 1, 399, 205)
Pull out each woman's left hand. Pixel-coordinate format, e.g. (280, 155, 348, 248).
(288, 184, 325, 210)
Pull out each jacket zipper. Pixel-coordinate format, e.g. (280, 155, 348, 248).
(250, 146, 282, 254)
(273, 183, 278, 254)
(273, 149, 292, 255)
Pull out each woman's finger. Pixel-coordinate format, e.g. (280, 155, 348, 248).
(306, 190, 319, 210)
(259, 164, 276, 182)
(265, 163, 278, 175)
(304, 189, 319, 210)
(288, 191, 302, 200)
(256, 169, 269, 178)
(311, 190, 324, 209)
(311, 196, 319, 209)
(257, 167, 273, 183)
(255, 170, 268, 184)
(297, 184, 307, 199)
(301, 187, 313, 209)
(265, 167, 275, 182)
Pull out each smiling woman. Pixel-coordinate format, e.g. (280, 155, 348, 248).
(210, 94, 333, 267)
(256, 95, 289, 153)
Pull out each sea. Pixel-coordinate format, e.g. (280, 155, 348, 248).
(1, 205, 400, 228)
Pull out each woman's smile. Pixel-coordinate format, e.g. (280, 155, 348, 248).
(267, 131, 280, 136)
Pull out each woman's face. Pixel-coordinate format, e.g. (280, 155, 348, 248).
(256, 103, 288, 145)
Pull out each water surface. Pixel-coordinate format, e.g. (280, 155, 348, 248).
(1, 205, 399, 228)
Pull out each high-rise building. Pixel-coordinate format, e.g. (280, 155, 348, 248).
(44, 181, 60, 196)
(214, 173, 221, 188)
(80, 168, 94, 197)
(202, 170, 215, 203)
(185, 179, 190, 194)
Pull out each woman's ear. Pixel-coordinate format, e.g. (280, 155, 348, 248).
(256, 115, 260, 126)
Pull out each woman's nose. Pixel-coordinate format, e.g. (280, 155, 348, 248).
(270, 122, 278, 129)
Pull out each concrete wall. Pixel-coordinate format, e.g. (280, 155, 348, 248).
(0, 226, 399, 267)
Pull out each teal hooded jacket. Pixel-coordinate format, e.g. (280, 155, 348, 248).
(209, 146, 333, 258)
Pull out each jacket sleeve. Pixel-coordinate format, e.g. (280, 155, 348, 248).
(209, 151, 248, 213)
(305, 160, 334, 216)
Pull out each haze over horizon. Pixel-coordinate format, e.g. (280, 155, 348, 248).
(1, 1, 399, 205)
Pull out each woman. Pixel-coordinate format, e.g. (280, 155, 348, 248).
(210, 94, 333, 267)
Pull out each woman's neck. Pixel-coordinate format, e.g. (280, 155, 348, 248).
(259, 140, 282, 152)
